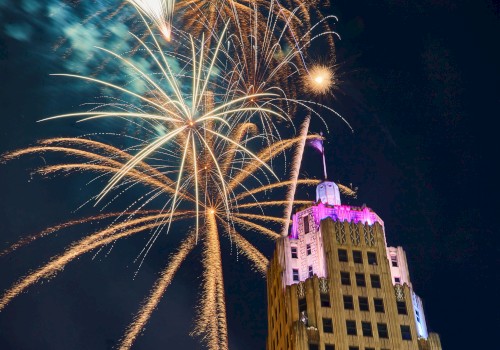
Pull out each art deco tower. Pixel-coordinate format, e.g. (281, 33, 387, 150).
(266, 177, 442, 350)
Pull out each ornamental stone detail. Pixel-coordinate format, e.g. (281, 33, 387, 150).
(297, 282, 306, 299)
(336, 221, 346, 244)
(395, 284, 405, 301)
(319, 278, 329, 294)
(364, 224, 375, 246)
(350, 223, 361, 246)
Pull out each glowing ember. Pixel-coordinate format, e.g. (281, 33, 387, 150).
(305, 65, 334, 95)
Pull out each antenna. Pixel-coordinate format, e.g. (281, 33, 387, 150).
(320, 131, 328, 180)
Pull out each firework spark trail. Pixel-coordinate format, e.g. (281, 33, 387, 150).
(126, 0, 176, 40)
(236, 200, 311, 209)
(0, 211, 192, 311)
(230, 216, 280, 240)
(224, 229, 268, 274)
(38, 138, 178, 187)
(338, 183, 357, 197)
(119, 232, 197, 350)
(0, 211, 160, 257)
(220, 123, 258, 175)
(197, 210, 227, 350)
(37, 164, 193, 202)
(234, 213, 288, 225)
(232, 179, 320, 202)
(215, 265, 228, 350)
(281, 116, 310, 236)
(228, 134, 318, 192)
(14, 145, 196, 207)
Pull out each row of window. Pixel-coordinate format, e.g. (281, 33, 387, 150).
(304, 294, 407, 315)
(291, 247, 379, 266)
(310, 346, 390, 350)
(341, 271, 381, 288)
(325, 294, 407, 314)
(320, 318, 412, 340)
(292, 269, 384, 288)
(290, 244, 313, 259)
(338, 249, 378, 265)
(343, 295, 383, 313)
(292, 266, 315, 281)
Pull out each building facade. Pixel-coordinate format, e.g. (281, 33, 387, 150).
(267, 180, 442, 350)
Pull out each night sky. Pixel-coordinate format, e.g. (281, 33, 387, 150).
(1, 0, 498, 349)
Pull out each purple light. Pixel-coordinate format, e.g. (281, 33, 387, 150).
(289, 203, 384, 240)
(307, 138, 324, 153)
(290, 213, 299, 239)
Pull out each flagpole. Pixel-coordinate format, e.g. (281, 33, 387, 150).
(321, 132, 328, 180)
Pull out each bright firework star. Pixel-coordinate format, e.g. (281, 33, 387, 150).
(305, 64, 335, 95)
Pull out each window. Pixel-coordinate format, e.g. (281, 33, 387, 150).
(370, 274, 381, 288)
(366, 348, 375, 350)
(343, 295, 354, 310)
(309, 344, 319, 350)
(358, 296, 369, 311)
(391, 255, 398, 267)
(374, 298, 385, 313)
(323, 318, 333, 333)
(298, 298, 307, 313)
(362, 321, 373, 337)
(304, 215, 310, 234)
(397, 301, 407, 315)
(338, 248, 348, 262)
(377, 323, 389, 339)
(346, 320, 357, 335)
(291, 246, 298, 259)
(394, 277, 401, 284)
(340, 272, 351, 286)
(355, 273, 366, 287)
(293, 269, 299, 282)
(416, 310, 420, 323)
(320, 293, 330, 307)
(307, 244, 312, 255)
(308, 265, 314, 278)
(348, 347, 359, 350)
(325, 345, 335, 350)
(400, 325, 412, 340)
(353, 250, 363, 263)
(367, 252, 377, 265)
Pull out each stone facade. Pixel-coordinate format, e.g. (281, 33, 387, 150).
(267, 182, 441, 350)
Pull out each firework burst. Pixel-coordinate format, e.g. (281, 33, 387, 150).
(0, 13, 302, 349)
(0, 1, 357, 349)
(0, 127, 330, 348)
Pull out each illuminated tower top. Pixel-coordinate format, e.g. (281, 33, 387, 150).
(316, 181, 341, 206)
(267, 166, 441, 350)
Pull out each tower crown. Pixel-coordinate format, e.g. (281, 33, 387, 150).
(316, 180, 341, 206)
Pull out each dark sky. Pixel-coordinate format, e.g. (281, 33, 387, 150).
(1, 0, 499, 349)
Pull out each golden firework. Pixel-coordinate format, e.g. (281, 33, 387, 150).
(305, 64, 335, 95)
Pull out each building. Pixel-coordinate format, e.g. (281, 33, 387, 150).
(266, 179, 442, 350)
